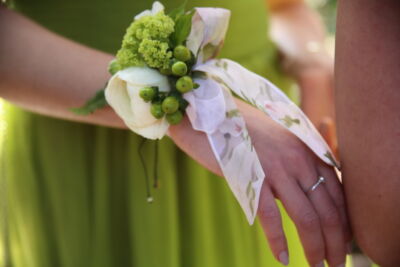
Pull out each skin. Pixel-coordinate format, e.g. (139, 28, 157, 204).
(335, 0, 400, 266)
(0, 4, 349, 266)
(268, 1, 338, 154)
(268, 0, 303, 10)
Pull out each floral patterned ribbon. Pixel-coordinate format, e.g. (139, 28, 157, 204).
(184, 8, 338, 224)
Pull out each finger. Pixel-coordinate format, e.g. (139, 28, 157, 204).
(258, 179, 289, 265)
(269, 171, 326, 266)
(301, 172, 347, 266)
(318, 165, 353, 247)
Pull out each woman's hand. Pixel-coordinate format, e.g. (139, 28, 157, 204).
(269, 2, 332, 78)
(170, 100, 351, 267)
(243, 102, 350, 266)
(1, 7, 349, 265)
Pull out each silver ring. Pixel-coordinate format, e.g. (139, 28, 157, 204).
(307, 176, 326, 193)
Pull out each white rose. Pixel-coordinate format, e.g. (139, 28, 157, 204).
(105, 66, 171, 140)
(134, 1, 164, 20)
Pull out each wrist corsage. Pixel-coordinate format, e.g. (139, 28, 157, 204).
(73, 1, 338, 224)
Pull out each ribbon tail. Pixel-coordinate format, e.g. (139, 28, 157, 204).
(195, 59, 340, 168)
(185, 78, 265, 224)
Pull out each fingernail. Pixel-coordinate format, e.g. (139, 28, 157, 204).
(316, 261, 325, 267)
(278, 251, 289, 266)
(346, 242, 352, 254)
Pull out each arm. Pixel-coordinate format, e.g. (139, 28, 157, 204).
(0, 4, 334, 177)
(0, 6, 228, 176)
(335, 0, 400, 266)
(0, 5, 121, 128)
(0, 5, 225, 177)
(267, 1, 337, 152)
(0, 6, 350, 266)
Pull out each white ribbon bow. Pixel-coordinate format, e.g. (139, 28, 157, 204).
(184, 7, 338, 224)
(105, 4, 339, 225)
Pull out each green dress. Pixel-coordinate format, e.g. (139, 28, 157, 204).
(0, 0, 306, 266)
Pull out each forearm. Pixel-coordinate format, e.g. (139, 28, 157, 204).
(298, 68, 334, 124)
(0, 6, 122, 128)
(335, 1, 400, 266)
(0, 7, 248, 178)
(169, 99, 262, 178)
(297, 68, 337, 152)
(0, 7, 217, 179)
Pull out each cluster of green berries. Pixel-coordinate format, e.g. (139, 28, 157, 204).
(139, 45, 199, 125)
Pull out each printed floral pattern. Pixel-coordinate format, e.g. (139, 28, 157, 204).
(105, 5, 339, 224)
(185, 8, 338, 224)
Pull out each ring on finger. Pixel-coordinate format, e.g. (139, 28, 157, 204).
(306, 176, 326, 194)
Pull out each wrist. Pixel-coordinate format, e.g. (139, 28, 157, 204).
(297, 67, 335, 124)
(289, 51, 333, 80)
(296, 64, 333, 92)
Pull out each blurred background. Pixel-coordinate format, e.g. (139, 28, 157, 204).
(306, 0, 337, 54)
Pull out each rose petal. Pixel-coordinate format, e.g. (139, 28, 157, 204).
(118, 67, 170, 92)
(196, 8, 230, 47)
(134, 10, 152, 20)
(126, 117, 169, 140)
(186, 12, 205, 55)
(151, 1, 164, 14)
(105, 74, 135, 125)
(187, 8, 230, 63)
(105, 68, 170, 140)
(126, 83, 159, 127)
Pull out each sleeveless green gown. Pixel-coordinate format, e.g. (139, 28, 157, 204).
(0, 0, 307, 266)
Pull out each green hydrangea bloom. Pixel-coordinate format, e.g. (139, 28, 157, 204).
(115, 44, 143, 69)
(115, 11, 175, 70)
(128, 12, 175, 40)
(138, 39, 172, 69)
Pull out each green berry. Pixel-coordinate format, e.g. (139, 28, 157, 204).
(162, 96, 179, 114)
(193, 83, 200, 89)
(108, 59, 120, 75)
(173, 45, 191, 62)
(171, 61, 187, 76)
(159, 68, 172, 75)
(166, 110, 183, 125)
(176, 76, 193, 93)
(139, 87, 158, 102)
(150, 103, 164, 119)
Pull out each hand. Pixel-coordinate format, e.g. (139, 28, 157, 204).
(170, 100, 351, 266)
(242, 101, 351, 266)
(269, 3, 333, 78)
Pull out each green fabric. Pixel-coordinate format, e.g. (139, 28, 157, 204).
(1, 0, 305, 266)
